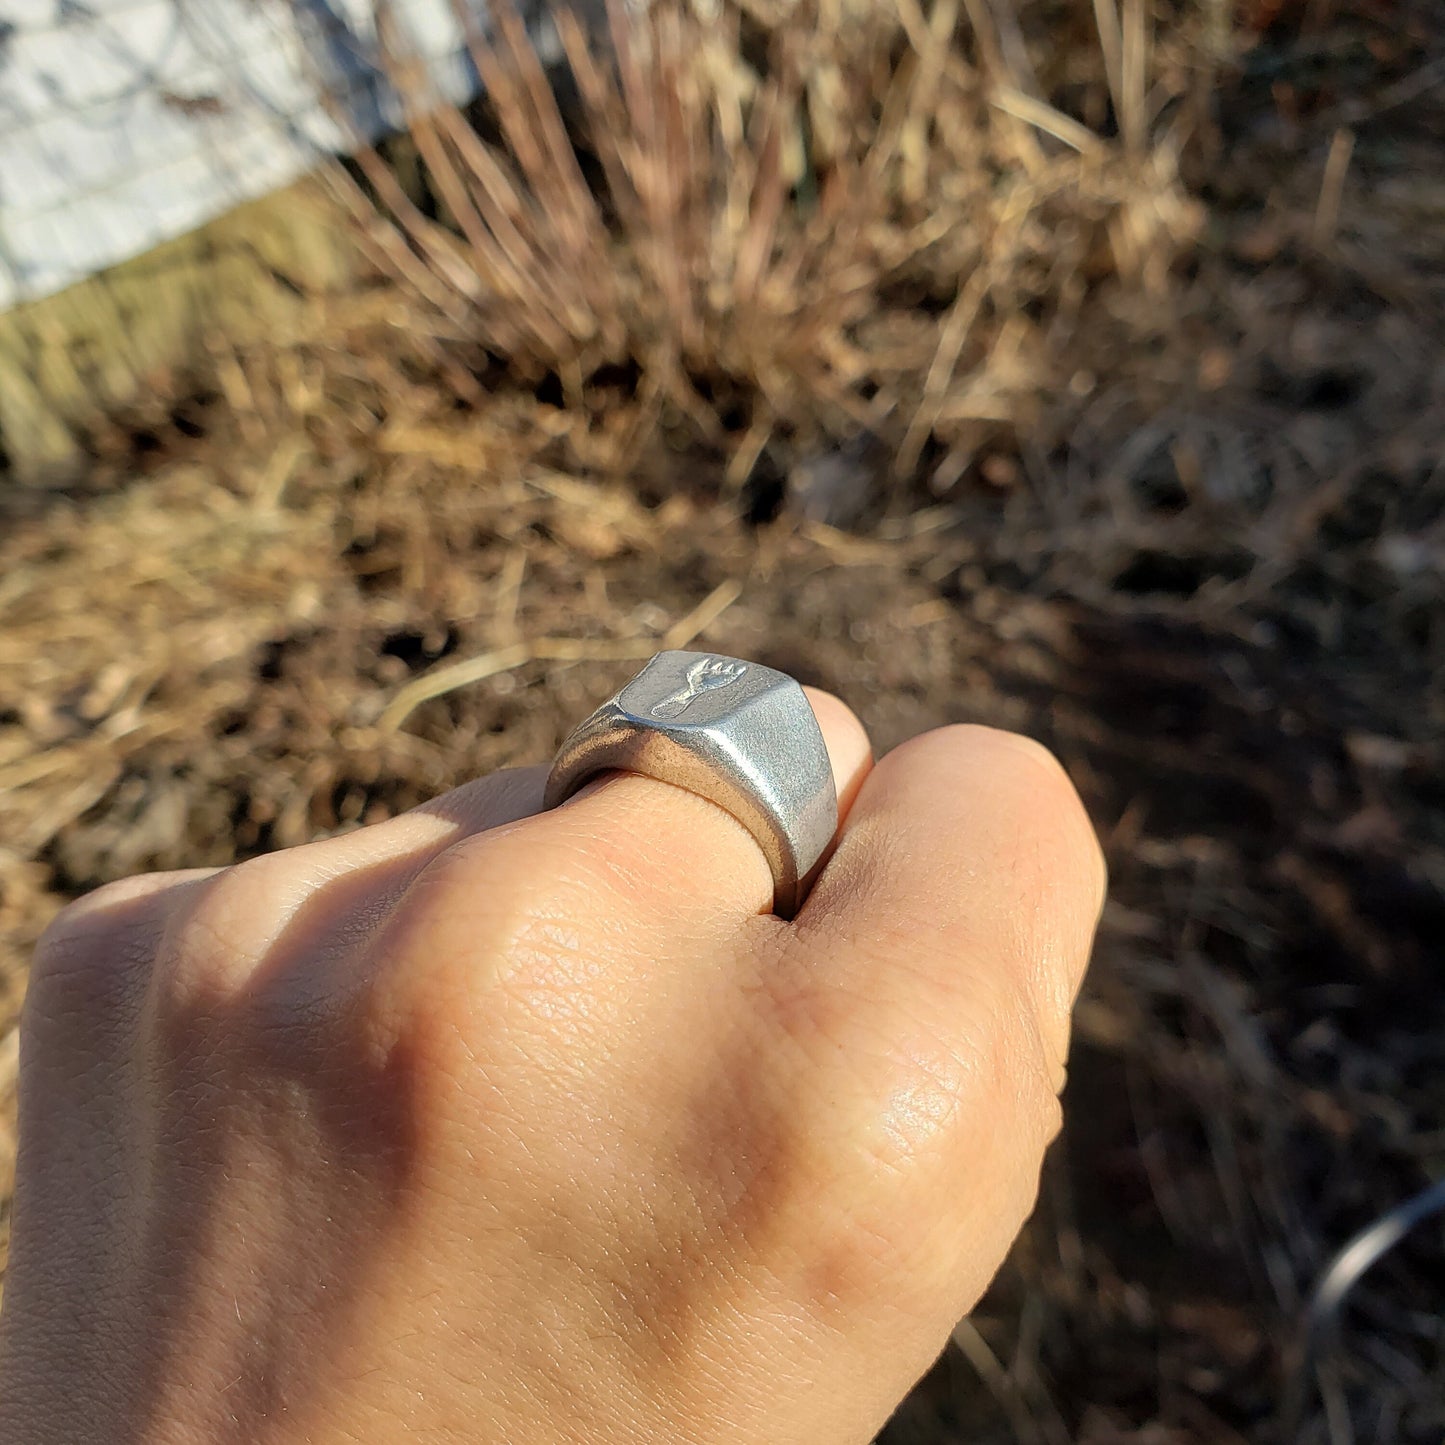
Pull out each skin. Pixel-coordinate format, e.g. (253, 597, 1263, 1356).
(0, 693, 1105, 1445)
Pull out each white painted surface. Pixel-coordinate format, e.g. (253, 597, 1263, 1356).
(0, 0, 514, 308)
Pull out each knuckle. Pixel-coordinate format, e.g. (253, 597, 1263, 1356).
(34, 881, 126, 961)
(800, 1187, 915, 1317)
(792, 989, 1061, 1319)
(159, 854, 297, 1003)
(37, 874, 156, 950)
(932, 987, 1053, 1184)
(979, 1005, 1065, 1232)
(30, 879, 167, 1028)
(380, 828, 569, 1027)
(879, 954, 1060, 1185)
(344, 827, 627, 1121)
(398, 828, 551, 958)
(1000, 999, 1067, 1152)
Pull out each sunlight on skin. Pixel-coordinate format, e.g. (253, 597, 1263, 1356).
(0, 697, 1103, 1445)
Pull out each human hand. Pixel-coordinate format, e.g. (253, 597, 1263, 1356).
(0, 693, 1103, 1445)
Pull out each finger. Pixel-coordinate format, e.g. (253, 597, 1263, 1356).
(483, 686, 873, 927)
(35, 868, 221, 961)
(406, 764, 548, 836)
(25, 869, 219, 1071)
(129, 768, 548, 1004)
(38, 768, 549, 969)
(716, 726, 1104, 1366)
(301, 763, 549, 875)
(807, 724, 1105, 1075)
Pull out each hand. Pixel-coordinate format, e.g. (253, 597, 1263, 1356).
(0, 695, 1103, 1445)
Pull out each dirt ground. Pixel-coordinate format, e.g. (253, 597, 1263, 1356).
(3, 4, 1444, 1442)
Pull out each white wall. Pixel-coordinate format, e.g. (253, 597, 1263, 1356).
(0, 0, 526, 309)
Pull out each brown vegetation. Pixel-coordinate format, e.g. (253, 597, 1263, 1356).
(340, 0, 1201, 489)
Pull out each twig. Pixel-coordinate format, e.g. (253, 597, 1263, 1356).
(1330, 55, 1445, 129)
(1092, 0, 1124, 124)
(991, 88, 1104, 155)
(494, 547, 528, 646)
(660, 578, 744, 649)
(251, 435, 310, 511)
(1312, 128, 1355, 251)
(895, 265, 991, 479)
(1121, 0, 1148, 155)
(378, 579, 743, 731)
(0, 1025, 18, 1099)
(951, 1317, 1050, 1445)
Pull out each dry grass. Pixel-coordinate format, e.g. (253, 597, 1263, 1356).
(335, 0, 1201, 489)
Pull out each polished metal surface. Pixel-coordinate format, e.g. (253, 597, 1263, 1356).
(544, 651, 837, 918)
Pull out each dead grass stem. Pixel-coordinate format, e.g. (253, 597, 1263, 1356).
(333, 0, 1201, 483)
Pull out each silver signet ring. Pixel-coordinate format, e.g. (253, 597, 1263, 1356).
(543, 651, 838, 918)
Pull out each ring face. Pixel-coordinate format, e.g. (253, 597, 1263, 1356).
(544, 651, 838, 918)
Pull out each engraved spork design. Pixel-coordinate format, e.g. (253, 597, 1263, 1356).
(650, 656, 748, 718)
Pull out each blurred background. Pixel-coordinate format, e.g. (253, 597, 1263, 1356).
(1, 0, 1442, 1439)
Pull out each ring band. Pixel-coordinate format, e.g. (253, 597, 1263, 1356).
(544, 651, 838, 918)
